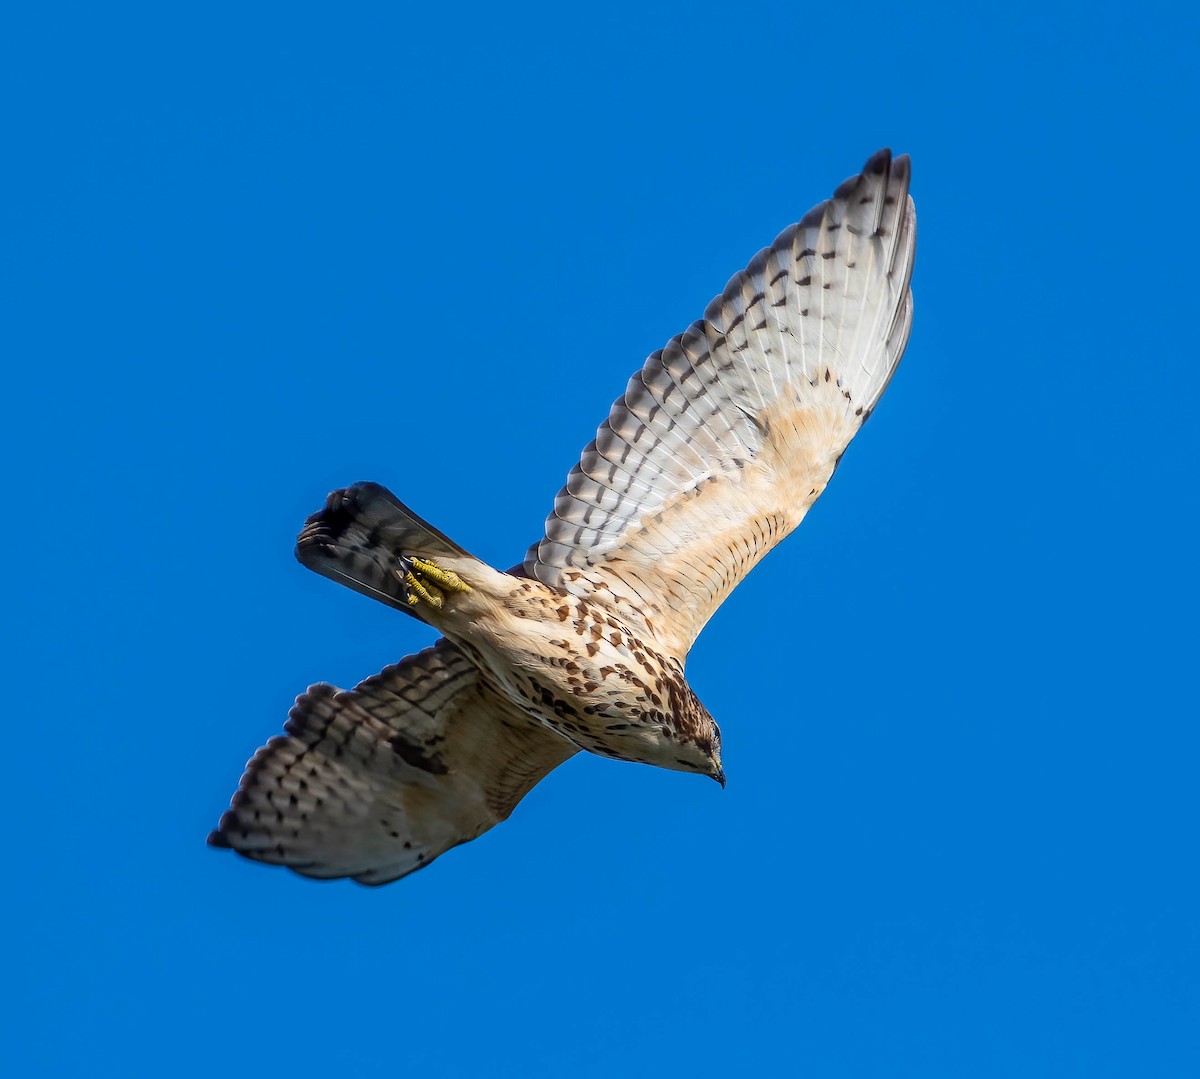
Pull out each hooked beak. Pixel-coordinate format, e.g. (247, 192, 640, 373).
(712, 766, 726, 789)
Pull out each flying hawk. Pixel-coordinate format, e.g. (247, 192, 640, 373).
(209, 149, 916, 885)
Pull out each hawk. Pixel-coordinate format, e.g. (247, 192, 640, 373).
(209, 149, 916, 885)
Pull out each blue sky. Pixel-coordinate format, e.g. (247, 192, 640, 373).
(5, 1, 1198, 1075)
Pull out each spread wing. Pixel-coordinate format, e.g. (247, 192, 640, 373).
(523, 149, 915, 659)
(208, 640, 577, 885)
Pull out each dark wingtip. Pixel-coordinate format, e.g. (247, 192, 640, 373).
(863, 147, 893, 175)
(207, 826, 231, 849)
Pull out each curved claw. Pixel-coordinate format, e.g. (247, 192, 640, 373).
(404, 570, 445, 609)
(395, 556, 469, 611)
(410, 557, 471, 595)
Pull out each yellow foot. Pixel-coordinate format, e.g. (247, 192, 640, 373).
(398, 556, 471, 611)
(410, 557, 471, 595)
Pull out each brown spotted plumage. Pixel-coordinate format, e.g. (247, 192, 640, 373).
(210, 149, 916, 884)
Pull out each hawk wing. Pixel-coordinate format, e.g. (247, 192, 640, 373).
(209, 640, 576, 885)
(524, 149, 915, 660)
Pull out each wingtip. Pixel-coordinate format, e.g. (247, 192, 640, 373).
(207, 825, 232, 849)
(863, 148, 911, 184)
(863, 147, 893, 175)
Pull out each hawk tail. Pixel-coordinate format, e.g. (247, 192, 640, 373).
(296, 482, 473, 615)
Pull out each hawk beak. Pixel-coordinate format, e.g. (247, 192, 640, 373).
(712, 766, 727, 789)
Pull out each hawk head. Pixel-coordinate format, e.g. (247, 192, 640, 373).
(677, 701, 725, 788)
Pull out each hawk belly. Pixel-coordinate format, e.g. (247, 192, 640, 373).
(434, 576, 720, 778)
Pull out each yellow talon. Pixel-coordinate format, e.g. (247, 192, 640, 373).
(404, 571, 445, 610)
(396, 556, 470, 610)
(410, 557, 471, 594)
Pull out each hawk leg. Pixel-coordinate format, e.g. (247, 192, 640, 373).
(397, 556, 472, 610)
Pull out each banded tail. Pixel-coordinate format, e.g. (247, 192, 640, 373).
(296, 482, 475, 616)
